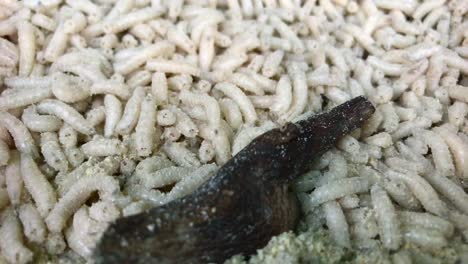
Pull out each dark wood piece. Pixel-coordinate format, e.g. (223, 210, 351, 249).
(94, 96, 375, 264)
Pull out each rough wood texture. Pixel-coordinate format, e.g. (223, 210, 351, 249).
(94, 96, 375, 264)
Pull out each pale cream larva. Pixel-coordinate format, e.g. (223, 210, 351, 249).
(18, 203, 47, 244)
(58, 123, 78, 148)
(63, 11, 87, 34)
(66, 206, 108, 259)
(199, 124, 231, 164)
(104, 94, 123, 138)
(384, 170, 447, 217)
(168, 74, 193, 91)
(151, 72, 169, 105)
(227, 72, 265, 96)
(89, 200, 121, 222)
(214, 82, 257, 125)
(0, 209, 33, 264)
(46, 175, 120, 233)
(194, 79, 212, 93)
(262, 50, 284, 77)
(0, 85, 53, 110)
(135, 94, 157, 157)
(269, 14, 304, 54)
(146, 58, 201, 76)
(167, 26, 196, 54)
(103, 7, 162, 34)
(280, 61, 308, 122)
(31, 13, 56, 31)
(20, 154, 57, 217)
(246, 54, 265, 72)
(36, 99, 96, 135)
(162, 141, 201, 168)
(17, 20, 35, 77)
(418, 129, 455, 177)
(198, 26, 215, 72)
(198, 139, 216, 163)
(40, 132, 68, 172)
(219, 98, 243, 130)
(156, 109, 176, 126)
(212, 52, 248, 73)
(398, 211, 454, 237)
(90, 77, 130, 100)
(323, 201, 351, 248)
(370, 184, 401, 250)
(130, 23, 156, 43)
(115, 86, 146, 135)
(179, 90, 221, 129)
(127, 70, 152, 88)
(448, 101, 468, 128)
(86, 105, 106, 127)
(433, 125, 468, 180)
(51, 73, 91, 103)
(114, 41, 175, 74)
(45, 232, 67, 255)
(21, 105, 63, 132)
(0, 112, 38, 158)
(309, 177, 371, 207)
(425, 171, 468, 215)
(5, 151, 23, 206)
(170, 106, 199, 138)
(81, 137, 126, 157)
(43, 24, 69, 62)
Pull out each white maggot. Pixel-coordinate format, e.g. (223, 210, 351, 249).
(0, 111, 38, 158)
(36, 99, 96, 135)
(5, 152, 23, 206)
(46, 175, 120, 233)
(179, 90, 221, 129)
(151, 72, 168, 105)
(323, 201, 351, 248)
(0, 209, 33, 264)
(219, 98, 243, 130)
(104, 94, 123, 138)
(434, 125, 468, 179)
(418, 129, 455, 177)
(22, 105, 62, 132)
(384, 170, 447, 216)
(114, 41, 175, 74)
(0, 86, 52, 110)
(20, 154, 57, 217)
(115, 86, 146, 135)
(40, 132, 68, 172)
(157, 109, 176, 126)
(214, 82, 257, 125)
(199, 124, 231, 164)
(81, 137, 126, 157)
(398, 211, 454, 237)
(280, 61, 308, 122)
(162, 141, 201, 168)
(170, 107, 199, 138)
(309, 177, 370, 207)
(18, 203, 47, 244)
(135, 94, 157, 157)
(270, 74, 293, 115)
(17, 20, 36, 77)
(371, 184, 401, 250)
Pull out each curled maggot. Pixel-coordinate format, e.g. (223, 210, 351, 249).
(94, 96, 375, 264)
